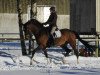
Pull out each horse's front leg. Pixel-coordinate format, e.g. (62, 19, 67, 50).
(42, 48, 51, 64)
(43, 49, 48, 58)
(30, 46, 41, 65)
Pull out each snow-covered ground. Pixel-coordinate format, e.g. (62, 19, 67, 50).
(0, 42, 100, 75)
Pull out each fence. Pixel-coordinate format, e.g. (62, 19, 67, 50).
(78, 34, 100, 57)
(0, 33, 100, 57)
(0, 33, 20, 41)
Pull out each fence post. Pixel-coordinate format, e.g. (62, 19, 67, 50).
(95, 34, 99, 57)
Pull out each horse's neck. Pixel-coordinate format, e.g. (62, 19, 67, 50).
(30, 20, 49, 36)
(33, 27, 49, 37)
(32, 27, 40, 35)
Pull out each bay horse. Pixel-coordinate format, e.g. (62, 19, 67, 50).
(23, 19, 94, 64)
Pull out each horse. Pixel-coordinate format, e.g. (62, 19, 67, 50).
(23, 19, 95, 64)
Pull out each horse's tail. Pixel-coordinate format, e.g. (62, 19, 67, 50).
(74, 32, 95, 52)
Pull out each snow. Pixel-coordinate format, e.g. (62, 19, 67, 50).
(0, 42, 100, 75)
(0, 51, 100, 75)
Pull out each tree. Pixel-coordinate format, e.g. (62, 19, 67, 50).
(17, 0, 27, 55)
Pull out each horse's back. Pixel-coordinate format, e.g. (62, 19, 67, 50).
(60, 28, 75, 35)
(60, 28, 76, 40)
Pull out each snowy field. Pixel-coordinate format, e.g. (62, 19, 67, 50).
(0, 42, 100, 75)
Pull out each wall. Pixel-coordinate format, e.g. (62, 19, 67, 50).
(36, 6, 70, 29)
(70, 0, 96, 33)
(0, 0, 70, 34)
(96, 0, 100, 33)
(36, 0, 70, 15)
(0, 0, 70, 15)
(57, 15, 70, 29)
(0, 13, 28, 33)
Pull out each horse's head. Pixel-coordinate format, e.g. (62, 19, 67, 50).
(23, 19, 43, 39)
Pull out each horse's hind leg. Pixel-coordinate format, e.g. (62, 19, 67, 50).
(69, 41, 79, 64)
(61, 43, 71, 56)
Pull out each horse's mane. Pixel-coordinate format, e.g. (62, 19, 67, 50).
(24, 19, 43, 28)
(24, 19, 49, 34)
(30, 19, 50, 35)
(31, 19, 43, 28)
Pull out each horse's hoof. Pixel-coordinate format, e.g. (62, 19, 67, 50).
(30, 61, 32, 65)
(62, 53, 69, 57)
